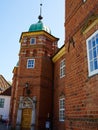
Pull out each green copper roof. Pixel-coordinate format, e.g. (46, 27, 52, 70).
(28, 20, 51, 34)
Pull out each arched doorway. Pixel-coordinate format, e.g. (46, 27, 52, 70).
(16, 96, 36, 130)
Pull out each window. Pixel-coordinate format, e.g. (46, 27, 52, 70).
(59, 98, 65, 121)
(0, 98, 5, 108)
(30, 38, 36, 45)
(27, 59, 35, 68)
(60, 59, 65, 78)
(86, 30, 98, 76)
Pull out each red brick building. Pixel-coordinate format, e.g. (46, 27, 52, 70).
(65, 0, 98, 130)
(10, 0, 98, 130)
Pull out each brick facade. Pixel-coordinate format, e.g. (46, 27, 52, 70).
(10, 31, 59, 130)
(65, 0, 98, 129)
(53, 48, 66, 130)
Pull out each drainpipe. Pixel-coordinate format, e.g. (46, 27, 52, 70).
(51, 61, 54, 130)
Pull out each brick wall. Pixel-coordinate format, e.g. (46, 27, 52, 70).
(53, 54, 66, 130)
(65, 0, 98, 41)
(37, 57, 53, 130)
(65, 0, 98, 129)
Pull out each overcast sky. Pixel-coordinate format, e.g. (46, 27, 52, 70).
(0, 0, 65, 82)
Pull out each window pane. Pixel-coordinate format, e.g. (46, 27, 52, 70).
(90, 61, 93, 72)
(94, 59, 98, 70)
(62, 60, 65, 66)
(89, 50, 93, 60)
(88, 40, 92, 49)
(92, 37, 95, 47)
(62, 68, 65, 76)
(96, 34, 98, 44)
(93, 48, 97, 58)
(60, 61, 63, 67)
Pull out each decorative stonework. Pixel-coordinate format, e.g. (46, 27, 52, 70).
(21, 97, 33, 108)
(16, 96, 37, 126)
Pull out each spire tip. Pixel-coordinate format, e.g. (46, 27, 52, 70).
(38, 2, 43, 21)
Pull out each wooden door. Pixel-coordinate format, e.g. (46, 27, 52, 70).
(21, 108, 32, 128)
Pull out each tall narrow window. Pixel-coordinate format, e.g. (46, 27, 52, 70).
(60, 59, 65, 78)
(0, 98, 5, 108)
(27, 59, 35, 68)
(86, 30, 98, 76)
(59, 98, 65, 121)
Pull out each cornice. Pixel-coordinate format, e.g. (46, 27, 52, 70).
(13, 66, 18, 73)
(20, 30, 59, 43)
(52, 46, 66, 63)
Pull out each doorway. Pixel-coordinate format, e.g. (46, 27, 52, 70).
(21, 108, 32, 129)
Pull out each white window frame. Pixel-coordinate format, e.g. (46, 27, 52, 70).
(27, 59, 35, 69)
(59, 98, 65, 122)
(30, 38, 36, 45)
(86, 30, 98, 77)
(60, 59, 65, 78)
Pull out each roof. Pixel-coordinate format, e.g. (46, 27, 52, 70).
(28, 20, 51, 34)
(52, 45, 66, 62)
(0, 75, 11, 95)
(0, 87, 11, 96)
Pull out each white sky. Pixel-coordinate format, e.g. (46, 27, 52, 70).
(0, 0, 65, 82)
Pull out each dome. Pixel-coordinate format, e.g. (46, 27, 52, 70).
(28, 20, 51, 34)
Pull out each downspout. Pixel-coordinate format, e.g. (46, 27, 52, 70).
(51, 60, 55, 130)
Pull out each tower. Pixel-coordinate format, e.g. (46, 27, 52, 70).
(10, 3, 59, 130)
